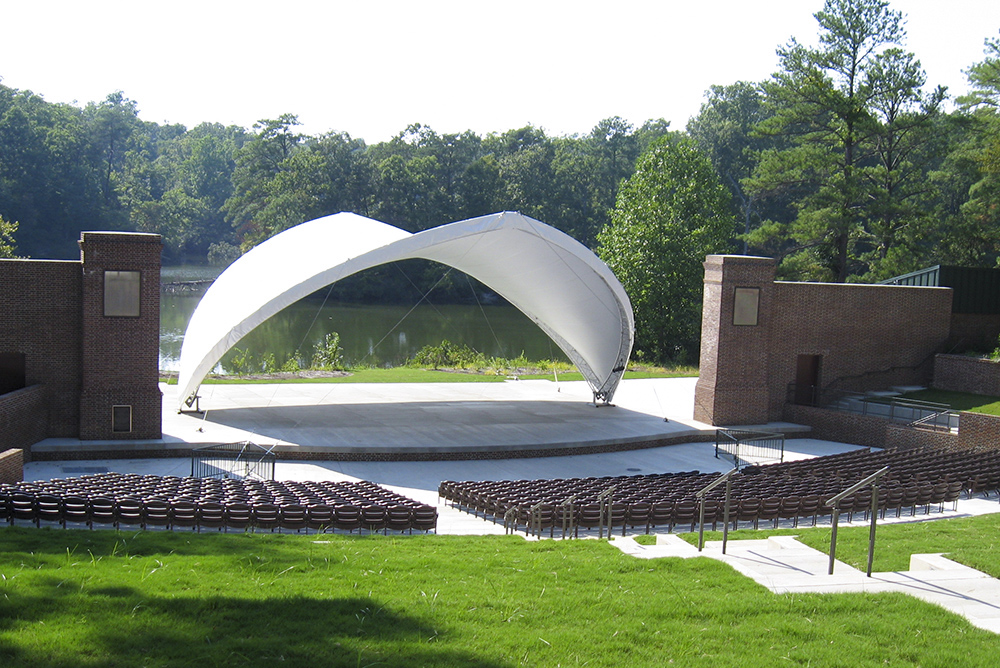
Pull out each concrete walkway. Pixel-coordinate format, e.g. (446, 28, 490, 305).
(613, 533, 1000, 635)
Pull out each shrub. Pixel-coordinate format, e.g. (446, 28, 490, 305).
(312, 332, 345, 370)
(408, 341, 486, 369)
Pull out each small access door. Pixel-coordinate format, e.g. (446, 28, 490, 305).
(794, 354, 822, 406)
(0, 352, 26, 396)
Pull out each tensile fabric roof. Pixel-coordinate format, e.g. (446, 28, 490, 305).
(176, 211, 634, 408)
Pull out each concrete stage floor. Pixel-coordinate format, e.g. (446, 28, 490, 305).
(33, 377, 809, 458)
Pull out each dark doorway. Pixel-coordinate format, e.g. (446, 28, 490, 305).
(0, 353, 26, 396)
(794, 354, 822, 406)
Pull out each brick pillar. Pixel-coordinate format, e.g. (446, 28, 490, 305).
(694, 255, 776, 426)
(78, 232, 163, 440)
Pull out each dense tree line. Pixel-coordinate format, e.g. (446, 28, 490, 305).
(1, 0, 998, 363)
(687, 0, 1000, 285)
(601, 0, 1000, 361)
(0, 90, 669, 263)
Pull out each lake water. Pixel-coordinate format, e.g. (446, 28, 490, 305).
(159, 267, 566, 373)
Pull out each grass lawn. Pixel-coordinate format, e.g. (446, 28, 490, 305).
(2, 517, 999, 667)
(902, 389, 1000, 416)
(193, 368, 510, 385)
(681, 512, 1000, 576)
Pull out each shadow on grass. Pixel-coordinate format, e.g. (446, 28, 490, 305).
(0, 528, 517, 667)
(0, 586, 511, 668)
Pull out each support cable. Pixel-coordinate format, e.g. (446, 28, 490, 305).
(359, 267, 455, 365)
(466, 273, 503, 356)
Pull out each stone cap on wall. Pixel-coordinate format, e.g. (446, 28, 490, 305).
(79, 232, 162, 244)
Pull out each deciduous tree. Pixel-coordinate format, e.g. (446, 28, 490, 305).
(0, 214, 18, 258)
(597, 137, 734, 364)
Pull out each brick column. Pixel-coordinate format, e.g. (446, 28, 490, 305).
(78, 232, 163, 440)
(694, 255, 776, 426)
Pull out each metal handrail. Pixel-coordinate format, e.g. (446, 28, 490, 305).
(558, 496, 577, 540)
(908, 410, 959, 432)
(826, 466, 890, 576)
(527, 501, 543, 537)
(503, 506, 522, 535)
(695, 468, 738, 553)
(596, 486, 617, 540)
(791, 384, 958, 426)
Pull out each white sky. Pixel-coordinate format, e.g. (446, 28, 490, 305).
(2, 0, 998, 143)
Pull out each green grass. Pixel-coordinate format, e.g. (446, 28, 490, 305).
(214, 368, 510, 384)
(902, 389, 1000, 416)
(1, 520, 999, 667)
(681, 512, 1000, 576)
(518, 365, 698, 381)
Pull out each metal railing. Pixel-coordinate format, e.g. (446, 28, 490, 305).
(191, 441, 277, 480)
(715, 429, 785, 470)
(788, 385, 960, 431)
(826, 466, 890, 576)
(908, 410, 959, 432)
(695, 468, 738, 553)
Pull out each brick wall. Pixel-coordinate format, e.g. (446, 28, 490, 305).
(696, 254, 954, 426)
(768, 282, 952, 416)
(0, 259, 82, 436)
(885, 423, 957, 450)
(79, 232, 162, 440)
(695, 255, 777, 425)
(958, 412, 1000, 451)
(783, 404, 890, 448)
(0, 232, 162, 448)
(0, 385, 47, 456)
(784, 403, 959, 450)
(933, 354, 1000, 396)
(0, 448, 23, 484)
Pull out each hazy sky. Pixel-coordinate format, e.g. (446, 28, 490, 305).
(2, 1, 998, 143)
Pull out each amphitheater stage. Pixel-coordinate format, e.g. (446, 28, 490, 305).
(31, 377, 810, 460)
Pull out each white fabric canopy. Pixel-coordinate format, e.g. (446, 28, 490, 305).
(176, 211, 634, 408)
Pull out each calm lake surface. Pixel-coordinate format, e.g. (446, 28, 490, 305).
(159, 266, 566, 373)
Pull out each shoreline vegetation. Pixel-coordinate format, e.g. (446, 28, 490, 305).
(158, 362, 698, 386)
(160, 339, 698, 385)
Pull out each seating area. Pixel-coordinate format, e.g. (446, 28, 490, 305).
(0, 473, 437, 534)
(439, 446, 1000, 537)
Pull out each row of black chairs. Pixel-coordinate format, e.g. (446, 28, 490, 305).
(1, 475, 437, 534)
(13, 473, 415, 511)
(441, 445, 999, 536)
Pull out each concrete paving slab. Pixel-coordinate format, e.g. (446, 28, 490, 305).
(611, 534, 1000, 635)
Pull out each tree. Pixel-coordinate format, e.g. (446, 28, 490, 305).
(85, 91, 145, 207)
(943, 33, 1000, 267)
(0, 84, 106, 257)
(856, 48, 946, 279)
(748, 0, 922, 282)
(961, 32, 1000, 110)
(0, 214, 18, 258)
(596, 137, 734, 364)
(688, 82, 776, 253)
(223, 114, 303, 248)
